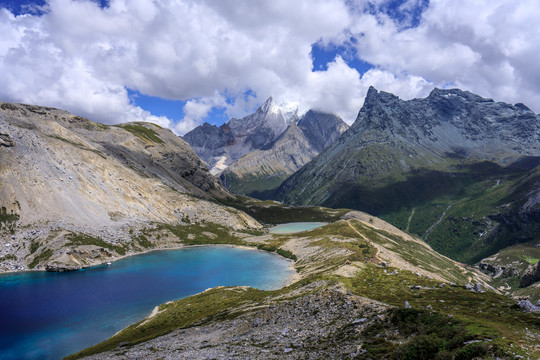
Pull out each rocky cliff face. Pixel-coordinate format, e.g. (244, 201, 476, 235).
(0, 102, 260, 272)
(183, 97, 291, 175)
(220, 110, 348, 197)
(274, 87, 540, 263)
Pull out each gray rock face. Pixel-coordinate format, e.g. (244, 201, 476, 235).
(220, 110, 348, 196)
(297, 110, 348, 153)
(520, 261, 540, 287)
(183, 97, 292, 175)
(182, 122, 235, 152)
(518, 300, 540, 312)
(0, 132, 14, 147)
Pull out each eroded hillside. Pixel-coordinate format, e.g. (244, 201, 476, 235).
(0, 102, 260, 272)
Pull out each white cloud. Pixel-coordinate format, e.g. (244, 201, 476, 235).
(175, 92, 227, 135)
(0, 0, 354, 131)
(344, 0, 540, 111)
(0, 0, 538, 136)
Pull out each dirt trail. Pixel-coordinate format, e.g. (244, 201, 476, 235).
(347, 220, 369, 241)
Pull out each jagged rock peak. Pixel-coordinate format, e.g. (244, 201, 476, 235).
(258, 96, 275, 114)
(363, 86, 400, 106)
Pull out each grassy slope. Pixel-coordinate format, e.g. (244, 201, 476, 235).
(322, 161, 539, 264)
(218, 195, 350, 225)
(66, 214, 540, 360)
(480, 239, 540, 298)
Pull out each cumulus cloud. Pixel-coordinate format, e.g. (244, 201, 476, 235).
(174, 92, 227, 135)
(0, 0, 538, 135)
(344, 0, 540, 111)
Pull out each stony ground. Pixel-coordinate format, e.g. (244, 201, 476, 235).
(81, 284, 387, 360)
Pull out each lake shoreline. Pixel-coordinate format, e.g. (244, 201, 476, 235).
(1, 222, 326, 289)
(0, 242, 300, 286)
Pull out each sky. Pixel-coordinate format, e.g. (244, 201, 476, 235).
(0, 0, 539, 135)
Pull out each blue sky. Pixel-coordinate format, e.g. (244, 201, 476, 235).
(1, 0, 539, 134)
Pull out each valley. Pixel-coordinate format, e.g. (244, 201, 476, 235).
(1, 90, 539, 360)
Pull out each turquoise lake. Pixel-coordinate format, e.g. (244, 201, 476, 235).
(268, 222, 327, 234)
(0, 246, 294, 360)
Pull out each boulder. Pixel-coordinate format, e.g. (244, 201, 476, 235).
(404, 301, 411, 309)
(520, 261, 540, 287)
(517, 300, 540, 312)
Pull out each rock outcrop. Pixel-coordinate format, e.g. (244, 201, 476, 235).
(517, 299, 540, 312)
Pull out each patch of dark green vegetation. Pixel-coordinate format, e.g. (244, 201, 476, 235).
(29, 249, 53, 269)
(0, 206, 19, 234)
(275, 248, 297, 261)
(219, 196, 348, 225)
(359, 308, 503, 360)
(159, 222, 247, 246)
(47, 135, 106, 159)
(256, 244, 297, 261)
(120, 123, 164, 144)
(66, 232, 126, 255)
(220, 171, 289, 199)
(0, 254, 17, 261)
(134, 234, 152, 248)
(308, 160, 540, 264)
(29, 239, 40, 254)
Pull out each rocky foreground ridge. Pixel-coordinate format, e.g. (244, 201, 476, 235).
(0, 102, 260, 272)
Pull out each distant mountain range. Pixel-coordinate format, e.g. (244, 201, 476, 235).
(273, 87, 540, 263)
(183, 97, 292, 175)
(184, 98, 348, 196)
(220, 110, 348, 196)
